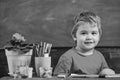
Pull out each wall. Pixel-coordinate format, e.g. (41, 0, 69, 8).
(0, 0, 120, 47)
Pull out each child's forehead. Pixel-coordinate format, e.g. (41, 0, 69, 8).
(77, 22, 98, 31)
(78, 22, 98, 28)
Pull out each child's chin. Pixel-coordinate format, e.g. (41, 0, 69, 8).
(84, 46, 95, 50)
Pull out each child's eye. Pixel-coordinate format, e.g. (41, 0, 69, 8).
(92, 32, 98, 35)
(81, 32, 87, 35)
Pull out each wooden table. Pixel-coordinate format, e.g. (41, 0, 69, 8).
(0, 76, 120, 80)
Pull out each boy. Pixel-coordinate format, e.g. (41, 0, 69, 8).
(53, 11, 115, 76)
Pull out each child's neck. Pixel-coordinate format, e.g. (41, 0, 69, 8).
(75, 47, 94, 56)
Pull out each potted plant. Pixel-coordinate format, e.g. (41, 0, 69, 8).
(4, 33, 33, 77)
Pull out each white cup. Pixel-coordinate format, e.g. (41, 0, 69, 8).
(35, 57, 51, 76)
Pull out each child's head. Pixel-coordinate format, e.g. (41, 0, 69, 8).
(71, 11, 101, 51)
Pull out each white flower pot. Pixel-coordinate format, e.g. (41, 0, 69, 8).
(5, 49, 33, 75)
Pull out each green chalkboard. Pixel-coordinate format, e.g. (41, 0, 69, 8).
(0, 0, 120, 47)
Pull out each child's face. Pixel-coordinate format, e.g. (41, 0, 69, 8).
(74, 23, 100, 51)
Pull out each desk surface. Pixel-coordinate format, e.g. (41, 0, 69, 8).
(0, 76, 120, 80)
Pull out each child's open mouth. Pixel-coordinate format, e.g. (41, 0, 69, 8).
(84, 42, 94, 44)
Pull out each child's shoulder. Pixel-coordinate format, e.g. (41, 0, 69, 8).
(61, 48, 76, 57)
(58, 48, 75, 62)
(94, 49, 104, 57)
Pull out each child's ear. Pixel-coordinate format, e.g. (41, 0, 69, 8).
(72, 35, 77, 41)
(73, 37, 77, 41)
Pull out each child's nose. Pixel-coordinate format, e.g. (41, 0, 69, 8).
(86, 34, 92, 40)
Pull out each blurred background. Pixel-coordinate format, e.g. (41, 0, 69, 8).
(0, 0, 120, 47)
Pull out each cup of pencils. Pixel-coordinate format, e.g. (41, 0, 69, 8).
(34, 42, 52, 77)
